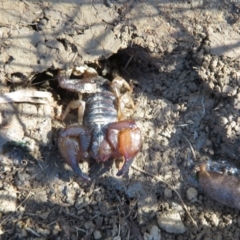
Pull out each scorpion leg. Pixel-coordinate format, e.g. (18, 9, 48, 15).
(58, 124, 91, 181)
(107, 120, 142, 176)
(111, 76, 133, 97)
(118, 93, 135, 120)
(59, 100, 85, 124)
(111, 77, 135, 120)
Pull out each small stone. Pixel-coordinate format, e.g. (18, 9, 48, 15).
(186, 187, 198, 201)
(231, 121, 236, 128)
(157, 210, 186, 234)
(3, 165, 11, 172)
(93, 230, 102, 239)
(0, 188, 17, 212)
(150, 225, 161, 240)
(39, 211, 50, 220)
(219, 116, 228, 126)
(208, 148, 214, 155)
(65, 186, 76, 205)
(144, 233, 151, 240)
(144, 225, 161, 240)
(75, 196, 84, 209)
(196, 49, 204, 64)
(15, 171, 31, 189)
(234, 124, 240, 132)
(37, 227, 50, 237)
(164, 188, 172, 198)
(211, 213, 219, 227)
(222, 85, 234, 94)
(84, 221, 95, 230)
(226, 124, 232, 137)
(170, 202, 184, 214)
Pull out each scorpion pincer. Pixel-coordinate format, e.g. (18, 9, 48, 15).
(57, 66, 142, 181)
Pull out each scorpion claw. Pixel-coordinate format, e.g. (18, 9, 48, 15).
(58, 125, 91, 181)
(73, 166, 91, 181)
(116, 157, 134, 176)
(108, 120, 142, 176)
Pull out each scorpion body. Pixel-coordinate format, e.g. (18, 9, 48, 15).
(58, 66, 142, 181)
(84, 91, 117, 128)
(83, 81, 118, 162)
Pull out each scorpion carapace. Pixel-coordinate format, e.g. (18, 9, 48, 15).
(57, 66, 142, 181)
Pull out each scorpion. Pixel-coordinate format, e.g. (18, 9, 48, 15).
(57, 65, 142, 181)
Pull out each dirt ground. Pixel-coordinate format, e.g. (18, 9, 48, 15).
(1, 0, 240, 239)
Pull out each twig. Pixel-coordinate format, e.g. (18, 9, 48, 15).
(22, 0, 30, 6)
(131, 165, 198, 227)
(201, 97, 205, 117)
(73, 226, 86, 233)
(70, 52, 78, 65)
(31, 77, 56, 86)
(176, 124, 188, 127)
(25, 227, 41, 237)
(182, 135, 196, 160)
(0, 90, 52, 104)
(124, 55, 133, 70)
(48, 221, 57, 226)
(113, 207, 121, 240)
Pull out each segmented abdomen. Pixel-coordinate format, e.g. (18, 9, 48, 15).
(83, 91, 118, 128)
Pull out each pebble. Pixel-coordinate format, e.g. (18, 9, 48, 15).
(37, 227, 50, 237)
(231, 121, 236, 128)
(144, 225, 161, 240)
(0, 188, 17, 212)
(84, 221, 95, 230)
(150, 225, 161, 240)
(170, 202, 184, 214)
(211, 213, 219, 227)
(74, 196, 84, 209)
(3, 165, 11, 173)
(15, 171, 31, 189)
(164, 188, 173, 198)
(219, 116, 228, 126)
(65, 185, 76, 205)
(210, 57, 218, 71)
(186, 187, 198, 201)
(93, 230, 102, 239)
(157, 210, 186, 234)
(222, 85, 234, 94)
